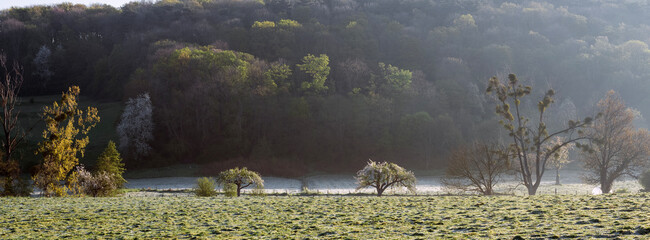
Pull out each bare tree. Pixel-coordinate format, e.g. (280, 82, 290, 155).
(442, 142, 512, 195)
(0, 53, 28, 195)
(579, 90, 650, 193)
(486, 74, 592, 195)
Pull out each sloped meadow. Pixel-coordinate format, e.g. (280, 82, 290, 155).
(1, 194, 649, 239)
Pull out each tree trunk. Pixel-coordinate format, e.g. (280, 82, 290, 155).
(527, 183, 539, 195)
(376, 187, 384, 197)
(485, 187, 493, 196)
(555, 168, 561, 185)
(600, 171, 611, 194)
(601, 179, 612, 194)
(237, 186, 241, 197)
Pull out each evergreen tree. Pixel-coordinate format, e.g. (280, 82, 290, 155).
(96, 141, 126, 189)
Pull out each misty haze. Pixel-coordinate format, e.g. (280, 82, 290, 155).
(1, 0, 650, 238)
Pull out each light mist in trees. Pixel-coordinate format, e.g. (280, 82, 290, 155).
(486, 73, 592, 195)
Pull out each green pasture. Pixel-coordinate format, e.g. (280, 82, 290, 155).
(0, 194, 649, 239)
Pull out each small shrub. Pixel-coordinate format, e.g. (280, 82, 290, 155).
(14, 177, 33, 197)
(75, 166, 118, 197)
(1, 177, 33, 197)
(299, 186, 321, 196)
(195, 177, 217, 197)
(614, 188, 629, 194)
(223, 183, 237, 197)
(640, 170, 650, 192)
(251, 185, 266, 196)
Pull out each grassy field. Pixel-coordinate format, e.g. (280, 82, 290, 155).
(1, 194, 649, 239)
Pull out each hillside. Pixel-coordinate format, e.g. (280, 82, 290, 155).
(2, 0, 650, 172)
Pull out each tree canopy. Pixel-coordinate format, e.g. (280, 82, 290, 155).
(4, 0, 650, 172)
(355, 160, 416, 196)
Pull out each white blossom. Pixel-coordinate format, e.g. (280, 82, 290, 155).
(117, 93, 153, 160)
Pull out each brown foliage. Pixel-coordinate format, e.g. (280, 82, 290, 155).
(580, 90, 650, 193)
(442, 142, 512, 195)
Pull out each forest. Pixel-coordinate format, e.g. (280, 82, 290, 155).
(2, 0, 650, 175)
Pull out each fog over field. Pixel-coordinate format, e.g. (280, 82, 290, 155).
(124, 169, 642, 195)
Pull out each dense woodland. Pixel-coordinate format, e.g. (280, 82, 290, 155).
(2, 0, 650, 174)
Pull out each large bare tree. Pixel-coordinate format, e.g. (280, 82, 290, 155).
(0, 53, 26, 195)
(579, 90, 650, 193)
(486, 74, 592, 195)
(442, 142, 512, 195)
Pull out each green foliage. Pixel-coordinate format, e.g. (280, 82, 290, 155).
(252, 21, 275, 28)
(277, 19, 302, 28)
(251, 184, 266, 196)
(11, 0, 650, 173)
(397, 112, 433, 144)
(377, 62, 412, 93)
(355, 160, 416, 196)
(297, 54, 330, 94)
(263, 61, 292, 93)
(33, 86, 100, 197)
(96, 141, 126, 189)
(223, 183, 237, 197)
(217, 167, 264, 197)
(195, 177, 217, 197)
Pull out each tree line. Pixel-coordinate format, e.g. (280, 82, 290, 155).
(2, 0, 650, 176)
(0, 54, 125, 196)
(444, 75, 650, 195)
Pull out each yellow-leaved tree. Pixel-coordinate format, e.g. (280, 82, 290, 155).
(33, 86, 100, 196)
